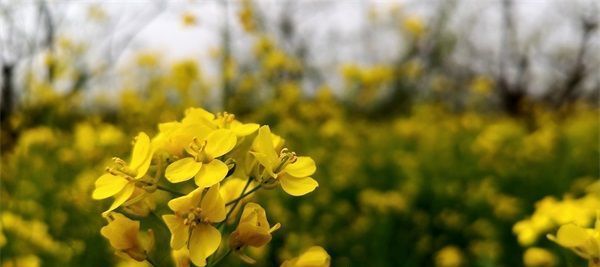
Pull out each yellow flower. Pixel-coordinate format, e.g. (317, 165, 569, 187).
(172, 247, 191, 267)
(523, 247, 556, 267)
(548, 221, 600, 265)
(469, 76, 494, 96)
(213, 112, 259, 137)
(229, 202, 280, 250)
(93, 132, 153, 213)
(1, 255, 40, 267)
(152, 111, 214, 157)
(435, 246, 463, 267)
(162, 184, 226, 266)
(100, 213, 154, 262)
(281, 246, 330, 267)
(251, 126, 318, 196)
(184, 108, 259, 137)
(181, 12, 197, 27)
(165, 129, 236, 188)
(402, 16, 425, 38)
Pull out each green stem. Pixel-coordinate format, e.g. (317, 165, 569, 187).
(156, 185, 185, 197)
(210, 249, 232, 267)
(225, 184, 261, 206)
(217, 178, 255, 230)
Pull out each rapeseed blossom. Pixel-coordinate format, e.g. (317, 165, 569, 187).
(229, 202, 280, 263)
(252, 126, 318, 196)
(92, 132, 153, 213)
(162, 185, 225, 266)
(100, 213, 154, 262)
(89, 107, 325, 266)
(165, 129, 236, 188)
(548, 214, 600, 267)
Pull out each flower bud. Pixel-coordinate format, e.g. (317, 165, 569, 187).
(229, 203, 280, 250)
(100, 213, 154, 261)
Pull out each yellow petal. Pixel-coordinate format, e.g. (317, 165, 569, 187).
(284, 157, 316, 178)
(239, 203, 268, 228)
(172, 247, 191, 267)
(279, 174, 318, 196)
(252, 126, 279, 168)
(158, 121, 180, 132)
(234, 222, 271, 248)
(93, 174, 129, 200)
(200, 184, 226, 223)
(163, 215, 189, 250)
(100, 213, 140, 250)
(250, 152, 276, 177)
(183, 107, 215, 125)
(220, 178, 248, 204)
(204, 129, 237, 158)
(231, 121, 259, 137)
(168, 187, 203, 214)
(232, 203, 274, 248)
(188, 224, 221, 267)
(129, 132, 153, 178)
(295, 246, 331, 267)
(555, 224, 590, 247)
(105, 183, 136, 213)
(166, 157, 202, 183)
(195, 160, 228, 188)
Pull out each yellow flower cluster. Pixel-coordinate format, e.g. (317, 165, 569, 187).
(548, 215, 600, 267)
(92, 107, 327, 266)
(1, 212, 75, 260)
(513, 182, 600, 246)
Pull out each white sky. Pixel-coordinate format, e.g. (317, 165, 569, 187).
(2, 0, 597, 97)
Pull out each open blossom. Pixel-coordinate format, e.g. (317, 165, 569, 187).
(162, 184, 226, 266)
(165, 129, 236, 188)
(252, 126, 318, 196)
(100, 213, 154, 262)
(92, 132, 153, 213)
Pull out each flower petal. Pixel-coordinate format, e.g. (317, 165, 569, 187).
(130, 132, 153, 178)
(204, 129, 237, 158)
(231, 121, 259, 137)
(284, 157, 316, 178)
(195, 160, 228, 188)
(105, 183, 136, 213)
(188, 224, 221, 267)
(200, 184, 226, 223)
(168, 187, 203, 214)
(555, 224, 590, 248)
(295, 246, 331, 266)
(252, 126, 279, 167)
(183, 107, 215, 125)
(100, 213, 140, 250)
(279, 174, 318, 196)
(166, 158, 202, 183)
(250, 152, 276, 177)
(163, 215, 189, 250)
(93, 174, 129, 200)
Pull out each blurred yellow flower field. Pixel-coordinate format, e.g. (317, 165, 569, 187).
(1, 1, 598, 266)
